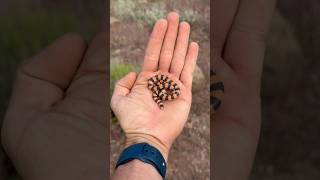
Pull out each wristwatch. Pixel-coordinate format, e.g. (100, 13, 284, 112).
(116, 143, 167, 179)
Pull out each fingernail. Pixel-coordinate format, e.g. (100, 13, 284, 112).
(167, 12, 179, 20)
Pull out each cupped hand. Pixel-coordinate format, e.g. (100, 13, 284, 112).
(2, 29, 108, 179)
(212, 0, 276, 179)
(111, 12, 199, 160)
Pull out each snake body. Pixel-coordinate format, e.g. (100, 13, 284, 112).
(148, 74, 180, 110)
(210, 70, 224, 113)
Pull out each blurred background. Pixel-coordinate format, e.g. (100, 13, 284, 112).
(253, 1, 320, 179)
(109, 0, 210, 179)
(0, 0, 320, 180)
(0, 0, 104, 179)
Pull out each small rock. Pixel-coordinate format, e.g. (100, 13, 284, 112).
(192, 65, 206, 91)
(110, 16, 119, 24)
(112, 49, 121, 55)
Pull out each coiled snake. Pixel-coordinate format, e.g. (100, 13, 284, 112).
(147, 74, 181, 110)
(147, 71, 224, 112)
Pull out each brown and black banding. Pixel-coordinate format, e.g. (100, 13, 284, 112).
(148, 74, 181, 110)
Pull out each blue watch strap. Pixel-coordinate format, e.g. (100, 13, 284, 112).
(116, 143, 167, 179)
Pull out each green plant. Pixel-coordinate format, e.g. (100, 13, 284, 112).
(111, 0, 136, 21)
(112, 116, 119, 124)
(180, 9, 202, 25)
(110, 63, 136, 124)
(111, 0, 166, 27)
(0, 9, 76, 61)
(0, 7, 77, 120)
(135, 3, 166, 26)
(111, 0, 203, 27)
(110, 63, 136, 93)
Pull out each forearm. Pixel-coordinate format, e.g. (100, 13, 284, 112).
(112, 160, 162, 180)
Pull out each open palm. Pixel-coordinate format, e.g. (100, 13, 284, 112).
(111, 13, 199, 159)
(212, 0, 276, 179)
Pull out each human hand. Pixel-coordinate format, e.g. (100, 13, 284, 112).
(111, 12, 199, 160)
(212, 0, 276, 179)
(1, 30, 108, 179)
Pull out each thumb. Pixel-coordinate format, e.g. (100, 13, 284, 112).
(113, 72, 137, 97)
(111, 72, 137, 111)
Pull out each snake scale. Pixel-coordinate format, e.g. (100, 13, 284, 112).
(148, 74, 181, 110)
(210, 70, 224, 113)
(146, 71, 224, 112)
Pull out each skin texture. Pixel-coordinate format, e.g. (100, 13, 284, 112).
(212, 0, 276, 179)
(1, 29, 108, 180)
(112, 160, 162, 180)
(111, 12, 199, 180)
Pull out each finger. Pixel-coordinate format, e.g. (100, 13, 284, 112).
(21, 33, 87, 90)
(224, 0, 276, 78)
(74, 31, 108, 77)
(158, 12, 179, 72)
(2, 33, 87, 153)
(213, 0, 240, 56)
(111, 72, 137, 112)
(13, 33, 87, 109)
(113, 72, 137, 97)
(66, 23, 108, 94)
(180, 42, 199, 89)
(143, 19, 168, 72)
(169, 22, 190, 77)
(60, 29, 108, 125)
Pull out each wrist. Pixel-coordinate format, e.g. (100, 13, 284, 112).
(124, 133, 170, 161)
(115, 159, 162, 180)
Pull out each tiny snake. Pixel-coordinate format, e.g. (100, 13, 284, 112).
(147, 71, 224, 112)
(147, 74, 181, 110)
